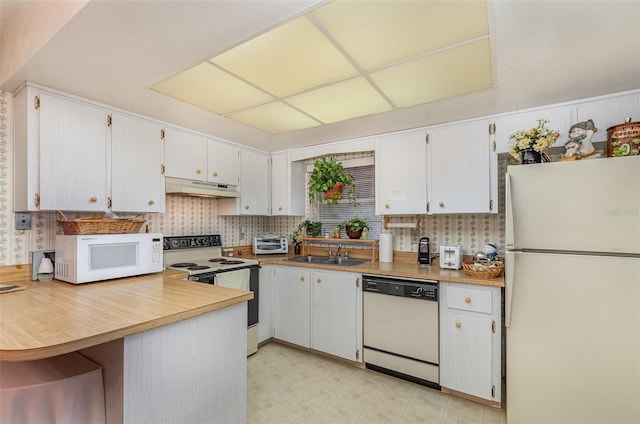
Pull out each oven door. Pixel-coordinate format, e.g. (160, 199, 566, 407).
(213, 266, 259, 328)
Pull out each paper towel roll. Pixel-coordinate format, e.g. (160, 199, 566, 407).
(379, 232, 393, 262)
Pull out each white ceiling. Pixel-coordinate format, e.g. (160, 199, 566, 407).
(1, 0, 639, 152)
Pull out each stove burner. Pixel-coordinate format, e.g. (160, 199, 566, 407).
(187, 265, 211, 271)
(171, 262, 198, 268)
(220, 260, 244, 265)
(208, 258, 226, 263)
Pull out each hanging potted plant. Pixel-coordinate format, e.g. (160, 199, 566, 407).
(308, 157, 356, 205)
(339, 216, 369, 239)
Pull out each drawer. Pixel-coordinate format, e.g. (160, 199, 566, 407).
(446, 285, 492, 313)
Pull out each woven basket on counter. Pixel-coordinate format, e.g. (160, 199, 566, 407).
(56, 211, 145, 235)
(462, 260, 504, 279)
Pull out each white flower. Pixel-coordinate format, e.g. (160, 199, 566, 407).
(508, 118, 559, 159)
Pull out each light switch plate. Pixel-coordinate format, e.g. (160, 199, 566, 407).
(15, 213, 31, 230)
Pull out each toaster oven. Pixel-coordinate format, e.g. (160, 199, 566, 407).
(253, 236, 288, 255)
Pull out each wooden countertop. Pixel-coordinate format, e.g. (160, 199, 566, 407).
(255, 254, 505, 288)
(0, 266, 253, 362)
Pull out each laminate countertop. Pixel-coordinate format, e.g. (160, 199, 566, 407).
(0, 266, 253, 362)
(255, 255, 505, 288)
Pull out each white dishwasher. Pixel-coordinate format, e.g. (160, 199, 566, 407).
(362, 274, 439, 389)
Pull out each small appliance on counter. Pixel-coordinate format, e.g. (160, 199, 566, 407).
(418, 237, 431, 265)
(440, 244, 462, 269)
(252, 236, 288, 255)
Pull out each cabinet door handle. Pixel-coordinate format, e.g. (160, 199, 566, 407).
(245, 205, 250, 210)
(316, 278, 321, 283)
(385, 203, 390, 209)
(300, 276, 305, 282)
(90, 196, 97, 203)
(465, 297, 471, 303)
(278, 206, 283, 211)
(439, 202, 444, 207)
(455, 322, 462, 328)
(212, 171, 218, 177)
(196, 169, 202, 174)
(148, 199, 155, 205)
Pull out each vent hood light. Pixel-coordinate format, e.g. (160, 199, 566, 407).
(165, 177, 240, 198)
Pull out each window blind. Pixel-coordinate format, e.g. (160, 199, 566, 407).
(314, 161, 380, 240)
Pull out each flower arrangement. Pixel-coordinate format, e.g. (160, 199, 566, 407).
(508, 118, 560, 160)
(290, 227, 304, 245)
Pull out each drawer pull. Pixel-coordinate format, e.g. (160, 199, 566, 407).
(455, 322, 462, 328)
(316, 278, 321, 283)
(90, 196, 97, 203)
(212, 171, 218, 177)
(196, 169, 201, 174)
(465, 297, 471, 303)
(148, 199, 155, 205)
(300, 276, 305, 282)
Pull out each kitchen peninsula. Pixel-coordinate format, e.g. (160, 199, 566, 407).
(0, 266, 253, 423)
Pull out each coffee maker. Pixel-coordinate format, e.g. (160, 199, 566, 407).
(418, 237, 431, 265)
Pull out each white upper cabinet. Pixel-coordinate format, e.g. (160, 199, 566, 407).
(14, 84, 165, 214)
(494, 105, 574, 154)
(207, 138, 240, 185)
(427, 120, 498, 214)
(218, 149, 270, 215)
(270, 152, 305, 216)
(110, 113, 165, 213)
(38, 91, 109, 212)
(163, 126, 207, 181)
(575, 92, 640, 137)
(375, 130, 428, 215)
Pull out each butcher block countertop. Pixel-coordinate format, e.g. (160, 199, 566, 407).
(255, 254, 505, 288)
(0, 266, 253, 362)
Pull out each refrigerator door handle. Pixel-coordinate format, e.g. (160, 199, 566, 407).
(504, 251, 514, 328)
(505, 173, 514, 250)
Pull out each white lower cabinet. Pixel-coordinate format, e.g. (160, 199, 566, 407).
(439, 282, 502, 405)
(311, 270, 362, 362)
(258, 266, 274, 344)
(272, 266, 362, 362)
(273, 266, 311, 348)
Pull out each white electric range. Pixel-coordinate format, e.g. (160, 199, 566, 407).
(163, 235, 260, 356)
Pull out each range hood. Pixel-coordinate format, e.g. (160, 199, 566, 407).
(165, 177, 240, 198)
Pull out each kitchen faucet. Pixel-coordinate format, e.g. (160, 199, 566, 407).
(336, 244, 342, 257)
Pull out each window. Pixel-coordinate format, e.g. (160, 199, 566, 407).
(308, 155, 380, 240)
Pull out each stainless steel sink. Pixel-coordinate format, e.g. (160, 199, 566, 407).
(287, 256, 329, 264)
(322, 257, 367, 266)
(287, 256, 368, 267)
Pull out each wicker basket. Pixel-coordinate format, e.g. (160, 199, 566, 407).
(462, 260, 504, 279)
(56, 211, 145, 235)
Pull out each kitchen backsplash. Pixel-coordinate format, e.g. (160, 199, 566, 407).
(1, 90, 507, 266)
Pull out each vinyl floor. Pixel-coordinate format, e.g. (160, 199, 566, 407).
(247, 342, 506, 424)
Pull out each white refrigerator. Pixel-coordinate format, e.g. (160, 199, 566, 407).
(505, 156, 640, 424)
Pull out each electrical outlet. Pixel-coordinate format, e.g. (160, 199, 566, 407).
(15, 213, 31, 230)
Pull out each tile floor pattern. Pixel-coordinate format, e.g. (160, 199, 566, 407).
(247, 342, 506, 424)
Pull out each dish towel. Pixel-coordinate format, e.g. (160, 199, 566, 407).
(215, 268, 250, 291)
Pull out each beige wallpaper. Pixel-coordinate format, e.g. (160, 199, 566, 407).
(0, 90, 506, 266)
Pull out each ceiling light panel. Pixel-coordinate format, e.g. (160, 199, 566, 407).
(211, 16, 359, 98)
(227, 101, 321, 134)
(313, 0, 489, 71)
(287, 77, 393, 123)
(151, 62, 272, 114)
(370, 38, 493, 108)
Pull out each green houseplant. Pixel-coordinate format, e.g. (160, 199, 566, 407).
(308, 157, 356, 205)
(339, 216, 369, 239)
(300, 220, 323, 237)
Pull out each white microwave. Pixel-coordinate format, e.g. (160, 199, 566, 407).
(55, 233, 163, 284)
